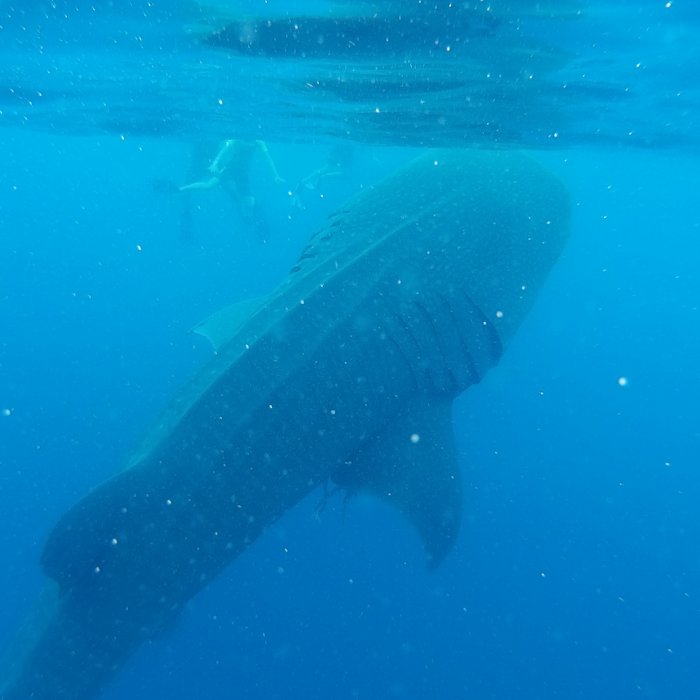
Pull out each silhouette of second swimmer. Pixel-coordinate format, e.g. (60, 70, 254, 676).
(291, 143, 354, 208)
(177, 139, 285, 240)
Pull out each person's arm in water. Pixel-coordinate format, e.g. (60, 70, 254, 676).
(256, 140, 285, 184)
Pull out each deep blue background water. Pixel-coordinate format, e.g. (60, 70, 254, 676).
(1, 2, 700, 699)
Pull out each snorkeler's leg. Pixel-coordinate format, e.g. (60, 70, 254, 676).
(178, 175, 221, 192)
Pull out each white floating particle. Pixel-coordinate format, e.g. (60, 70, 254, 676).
(495, 310, 504, 319)
(410, 433, 420, 444)
(618, 376, 628, 387)
(2, 408, 11, 417)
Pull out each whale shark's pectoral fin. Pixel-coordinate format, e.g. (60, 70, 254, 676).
(333, 398, 462, 568)
(192, 296, 266, 350)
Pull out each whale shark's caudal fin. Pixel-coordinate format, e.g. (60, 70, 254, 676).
(332, 398, 461, 567)
(0, 582, 61, 698)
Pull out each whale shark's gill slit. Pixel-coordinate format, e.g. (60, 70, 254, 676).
(383, 309, 425, 392)
(457, 288, 503, 372)
(412, 298, 461, 394)
(384, 330, 420, 393)
(435, 291, 481, 386)
(443, 289, 494, 384)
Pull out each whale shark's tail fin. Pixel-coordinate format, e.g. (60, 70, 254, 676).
(0, 582, 61, 699)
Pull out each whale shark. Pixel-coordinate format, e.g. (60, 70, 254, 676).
(0, 149, 570, 699)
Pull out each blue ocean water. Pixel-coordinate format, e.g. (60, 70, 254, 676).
(1, 2, 699, 699)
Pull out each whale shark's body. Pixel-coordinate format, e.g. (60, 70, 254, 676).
(0, 149, 569, 699)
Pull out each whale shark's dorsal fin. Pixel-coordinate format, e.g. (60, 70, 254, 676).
(192, 296, 267, 351)
(333, 398, 462, 567)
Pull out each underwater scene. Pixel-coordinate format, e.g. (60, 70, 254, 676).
(0, 1, 698, 698)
